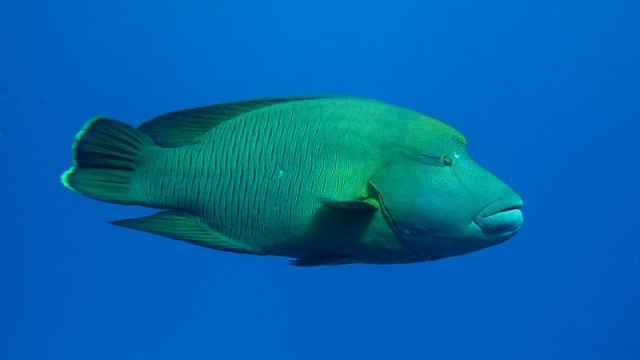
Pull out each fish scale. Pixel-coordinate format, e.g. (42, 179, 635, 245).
(61, 96, 523, 265)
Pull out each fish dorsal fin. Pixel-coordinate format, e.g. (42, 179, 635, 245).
(110, 211, 264, 255)
(137, 95, 340, 147)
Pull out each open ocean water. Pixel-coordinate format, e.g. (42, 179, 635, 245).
(2, 1, 639, 359)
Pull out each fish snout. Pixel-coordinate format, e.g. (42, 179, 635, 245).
(474, 196, 523, 235)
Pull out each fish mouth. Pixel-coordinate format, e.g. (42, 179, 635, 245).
(474, 197, 523, 235)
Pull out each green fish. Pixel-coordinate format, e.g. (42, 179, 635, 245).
(61, 96, 523, 266)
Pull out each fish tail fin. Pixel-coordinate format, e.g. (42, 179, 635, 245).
(61, 116, 155, 205)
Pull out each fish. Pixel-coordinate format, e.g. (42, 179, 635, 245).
(61, 95, 523, 266)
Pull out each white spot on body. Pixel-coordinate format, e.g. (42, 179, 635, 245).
(268, 167, 286, 180)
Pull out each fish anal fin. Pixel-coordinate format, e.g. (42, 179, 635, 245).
(110, 211, 263, 255)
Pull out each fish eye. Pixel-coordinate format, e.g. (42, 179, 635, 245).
(442, 155, 454, 166)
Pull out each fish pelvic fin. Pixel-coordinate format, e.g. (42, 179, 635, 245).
(315, 197, 379, 213)
(61, 117, 155, 205)
(289, 254, 355, 266)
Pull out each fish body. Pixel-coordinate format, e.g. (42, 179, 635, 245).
(62, 96, 523, 265)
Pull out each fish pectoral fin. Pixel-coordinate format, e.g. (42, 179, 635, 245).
(289, 254, 354, 267)
(110, 211, 264, 255)
(316, 197, 379, 213)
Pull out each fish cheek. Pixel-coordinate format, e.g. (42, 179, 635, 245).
(371, 163, 467, 238)
(370, 165, 434, 237)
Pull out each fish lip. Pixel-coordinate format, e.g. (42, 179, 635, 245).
(474, 197, 524, 235)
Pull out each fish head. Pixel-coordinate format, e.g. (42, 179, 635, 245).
(371, 116, 523, 260)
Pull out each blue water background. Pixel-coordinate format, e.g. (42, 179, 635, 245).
(2, 1, 639, 359)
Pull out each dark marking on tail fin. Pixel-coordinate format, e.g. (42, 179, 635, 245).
(61, 116, 155, 205)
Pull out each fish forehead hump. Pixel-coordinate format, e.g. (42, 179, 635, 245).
(183, 97, 415, 249)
